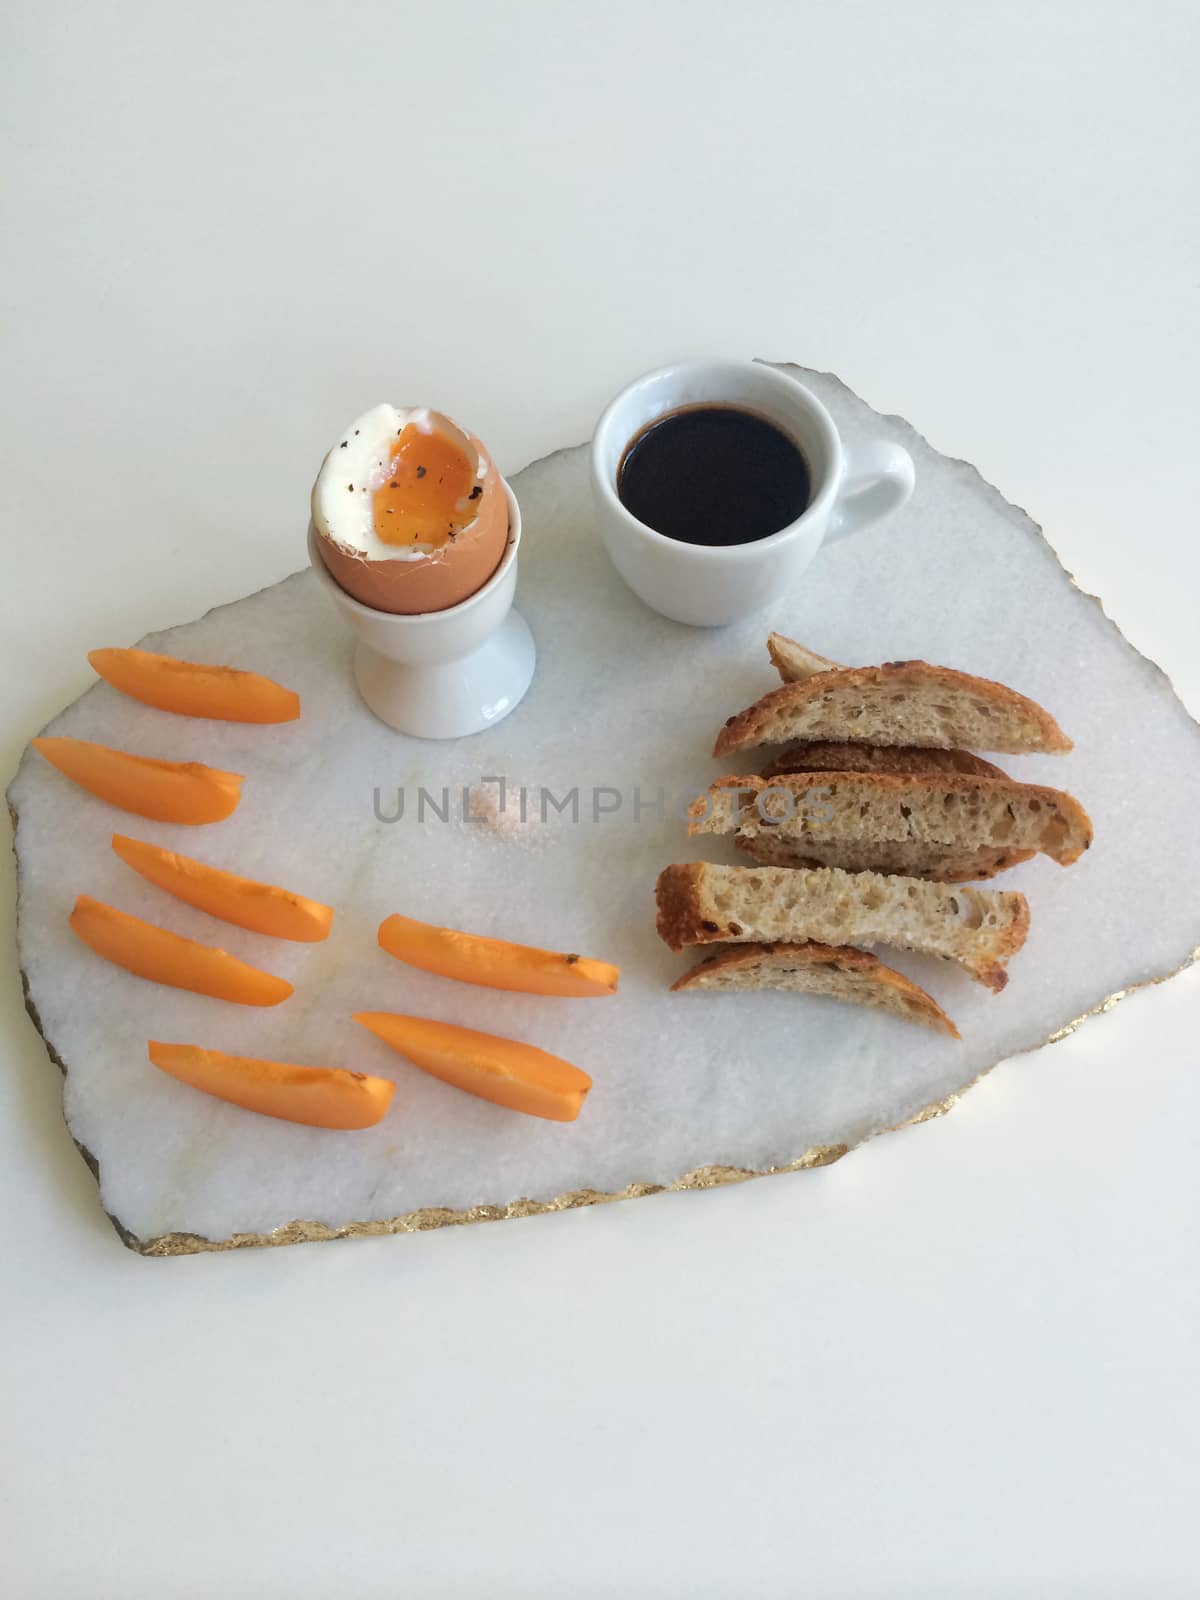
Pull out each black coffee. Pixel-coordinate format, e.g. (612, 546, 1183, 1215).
(617, 404, 810, 547)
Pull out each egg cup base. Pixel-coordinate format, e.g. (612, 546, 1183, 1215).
(352, 609, 535, 739)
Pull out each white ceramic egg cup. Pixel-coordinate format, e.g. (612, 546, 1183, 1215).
(307, 480, 535, 739)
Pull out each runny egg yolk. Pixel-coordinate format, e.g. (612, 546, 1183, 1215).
(372, 424, 479, 547)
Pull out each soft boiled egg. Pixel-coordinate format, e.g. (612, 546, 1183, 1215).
(312, 405, 508, 614)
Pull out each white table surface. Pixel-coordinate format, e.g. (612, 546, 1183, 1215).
(4, 3, 1198, 1594)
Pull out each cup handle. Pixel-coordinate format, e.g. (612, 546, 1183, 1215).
(824, 440, 915, 546)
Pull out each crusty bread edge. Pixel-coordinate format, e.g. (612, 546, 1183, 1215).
(714, 661, 1074, 758)
(761, 742, 1009, 781)
(767, 633, 841, 681)
(656, 860, 1030, 992)
(734, 834, 1038, 884)
(690, 770, 1093, 866)
(669, 940, 961, 1037)
(655, 862, 707, 952)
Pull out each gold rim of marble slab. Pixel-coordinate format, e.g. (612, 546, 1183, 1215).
(10, 362, 1200, 1257)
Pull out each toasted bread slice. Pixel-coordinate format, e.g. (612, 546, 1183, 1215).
(656, 861, 1028, 991)
(767, 634, 841, 681)
(670, 940, 960, 1035)
(761, 740, 1008, 781)
(735, 832, 1035, 882)
(689, 772, 1091, 877)
(714, 661, 1072, 757)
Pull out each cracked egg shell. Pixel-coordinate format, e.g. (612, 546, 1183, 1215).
(312, 404, 508, 615)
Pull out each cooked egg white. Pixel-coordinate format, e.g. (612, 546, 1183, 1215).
(312, 404, 489, 561)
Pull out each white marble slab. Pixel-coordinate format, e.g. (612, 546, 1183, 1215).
(11, 366, 1200, 1251)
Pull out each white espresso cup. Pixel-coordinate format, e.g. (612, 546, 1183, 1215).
(591, 360, 915, 627)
